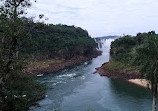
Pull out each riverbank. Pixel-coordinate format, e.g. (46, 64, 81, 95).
(96, 62, 139, 80)
(96, 62, 151, 88)
(96, 62, 150, 88)
(24, 51, 102, 75)
(128, 79, 148, 88)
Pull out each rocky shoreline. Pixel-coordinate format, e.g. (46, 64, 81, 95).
(25, 51, 102, 76)
(96, 62, 151, 88)
(96, 62, 139, 80)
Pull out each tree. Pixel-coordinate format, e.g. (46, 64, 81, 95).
(134, 32, 158, 111)
(18, 20, 97, 60)
(0, 0, 45, 111)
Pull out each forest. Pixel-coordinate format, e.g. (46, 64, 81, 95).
(103, 31, 158, 111)
(110, 31, 156, 68)
(20, 18, 97, 60)
(101, 31, 156, 71)
(0, 17, 98, 111)
(0, 1, 98, 111)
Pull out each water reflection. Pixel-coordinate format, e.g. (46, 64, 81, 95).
(110, 79, 151, 98)
(109, 79, 152, 111)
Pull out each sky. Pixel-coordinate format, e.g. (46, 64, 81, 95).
(28, 0, 158, 37)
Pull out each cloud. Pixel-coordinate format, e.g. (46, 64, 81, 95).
(28, 0, 158, 37)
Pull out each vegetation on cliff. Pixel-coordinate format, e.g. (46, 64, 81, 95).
(101, 31, 158, 111)
(20, 18, 99, 75)
(104, 31, 156, 73)
(20, 19, 99, 75)
(20, 19, 98, 60)
(0, 0, 98, 110)
(133, 32, 158, 111)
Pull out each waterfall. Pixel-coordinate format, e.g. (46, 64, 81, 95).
(95, 38, 115, 51)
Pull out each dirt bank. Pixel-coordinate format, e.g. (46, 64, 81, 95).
(128, 79, 149, 88)
(96, 62, 139, 80)
(96, 62, 151, 88)
(25, 51, 102, 75)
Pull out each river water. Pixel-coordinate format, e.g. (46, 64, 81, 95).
(31, 39, 153, 111)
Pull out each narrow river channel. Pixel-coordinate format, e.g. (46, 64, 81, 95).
(30, 39, 153, 111)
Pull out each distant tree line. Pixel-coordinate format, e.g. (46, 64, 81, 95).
(20, 18, 97, 60)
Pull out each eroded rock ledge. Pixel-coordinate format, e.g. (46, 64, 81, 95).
(96, 62, 139, 80)
(25, 51, 102, 75)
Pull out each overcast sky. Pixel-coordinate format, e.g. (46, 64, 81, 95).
(28, 0, 158, 37)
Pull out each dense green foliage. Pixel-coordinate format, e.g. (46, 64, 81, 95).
(20, 19, 97, 60)
(0, 0, 45, 111)
(110, 35, 136, 62)
(110, 31, 156, 67)
(0, 0, 98, 110)
(134, 32, 158, 111)
(109, 31, 158, 111)
(2, 73, 46, 111)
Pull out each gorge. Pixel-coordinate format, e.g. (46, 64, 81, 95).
(30, 38, 153, 111)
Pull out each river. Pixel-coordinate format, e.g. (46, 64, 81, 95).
(30, 39, 153, 111)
